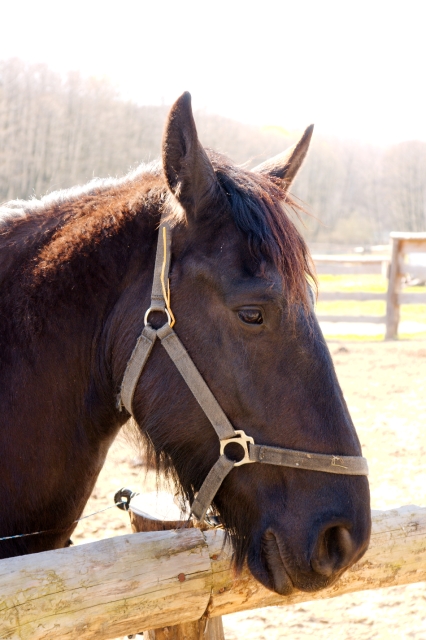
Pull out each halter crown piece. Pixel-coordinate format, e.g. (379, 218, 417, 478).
(118, 213, 369, 522)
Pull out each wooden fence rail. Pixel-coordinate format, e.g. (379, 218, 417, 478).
(313, 255, 389, 326)
(1, 505, 426, 640)
(313, 255, 388, 276)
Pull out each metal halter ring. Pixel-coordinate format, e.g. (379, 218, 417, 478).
(144, 306, 172, 327)
(220, 430, 255, 467)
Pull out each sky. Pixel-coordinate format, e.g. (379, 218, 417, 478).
(1, 0, 426, 146)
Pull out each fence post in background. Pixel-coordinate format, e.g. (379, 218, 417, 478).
(385, 237, 402, 340)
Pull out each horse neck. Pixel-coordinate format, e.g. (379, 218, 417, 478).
(0, 187, 161, 555)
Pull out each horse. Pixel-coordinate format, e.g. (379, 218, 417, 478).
(0, 92, 370, 596)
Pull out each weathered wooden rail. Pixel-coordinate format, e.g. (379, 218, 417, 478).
(314, 254, 388, 276)
(1, 505, 426, 640)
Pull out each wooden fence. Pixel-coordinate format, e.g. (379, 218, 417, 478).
(314, 255, 389, 327)
(1, 505, 426, 640)
(385, 232, 426, 339)
(313, 232, 426, 339)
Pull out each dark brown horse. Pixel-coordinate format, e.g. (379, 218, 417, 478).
(0, 92, 370, 595)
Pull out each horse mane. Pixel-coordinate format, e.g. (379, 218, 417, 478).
(0, 153, 314, 307)
(0, 161, 161, 272)
(0, 163, 166, 331)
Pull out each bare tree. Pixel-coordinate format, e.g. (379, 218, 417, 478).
(379, 141, 426, 232)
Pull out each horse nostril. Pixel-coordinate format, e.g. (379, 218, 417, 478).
(311, 525, 355, 578)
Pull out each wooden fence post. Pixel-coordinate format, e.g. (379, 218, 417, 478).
(127, 494, 225, 640)
(385, 237, 402, 339)
(142, 616, 224, 640)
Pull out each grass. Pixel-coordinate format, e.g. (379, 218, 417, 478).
(316, 274, 426, 341)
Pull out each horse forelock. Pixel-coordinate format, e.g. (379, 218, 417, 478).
(208, 152, 317, 308)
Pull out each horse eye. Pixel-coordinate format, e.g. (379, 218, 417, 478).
(238, 309, 263, 325)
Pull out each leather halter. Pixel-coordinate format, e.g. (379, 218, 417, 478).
(118, 214, 369, 522)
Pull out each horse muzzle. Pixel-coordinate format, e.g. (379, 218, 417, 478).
(250, 512, 371, 595)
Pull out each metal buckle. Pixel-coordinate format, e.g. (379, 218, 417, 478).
(144, 306, 172, 327)
(220, 430, 255, 467)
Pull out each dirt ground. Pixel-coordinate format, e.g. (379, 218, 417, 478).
(73, 339, 426, 639)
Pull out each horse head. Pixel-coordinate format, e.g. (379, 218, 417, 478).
(113, 93, 370, 595)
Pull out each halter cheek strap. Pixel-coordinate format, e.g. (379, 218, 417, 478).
(118, 213, 369, 523)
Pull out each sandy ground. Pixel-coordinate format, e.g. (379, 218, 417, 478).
(73, 339, 426, 639)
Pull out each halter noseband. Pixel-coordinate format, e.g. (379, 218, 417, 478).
(118, 214, 368, 522)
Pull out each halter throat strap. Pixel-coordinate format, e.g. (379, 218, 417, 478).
(118, 214, 369, 523)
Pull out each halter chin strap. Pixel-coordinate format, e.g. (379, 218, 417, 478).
(118, 213, 369, 523)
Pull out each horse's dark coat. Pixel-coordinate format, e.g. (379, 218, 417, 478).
(0, 93, 370, 595)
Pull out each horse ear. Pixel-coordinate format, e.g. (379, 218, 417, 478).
(252, 124, 314, 189)
(162, 92, 218, 219)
